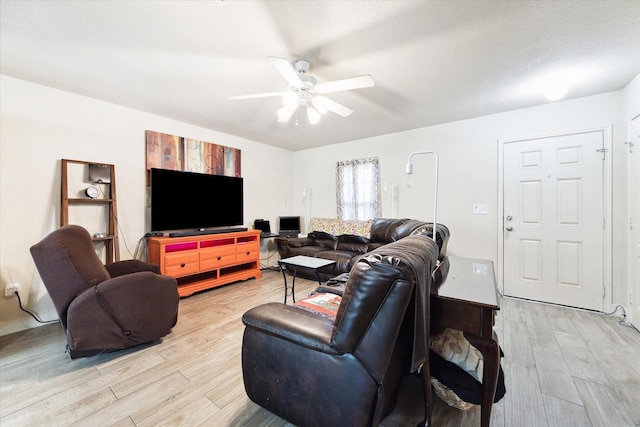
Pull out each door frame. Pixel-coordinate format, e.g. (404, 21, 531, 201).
(627, 113, 640, 326)
(497, 126, 612, 311)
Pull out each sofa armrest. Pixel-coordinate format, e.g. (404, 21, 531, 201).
(105, 259, 160, 277)
(242, 302, 338, 354)
(315, 284, 346, 296)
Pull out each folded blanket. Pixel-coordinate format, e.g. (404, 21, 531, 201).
(366, 233, 439, 373)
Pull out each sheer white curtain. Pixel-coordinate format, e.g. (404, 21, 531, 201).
(336, 157, 381, 220)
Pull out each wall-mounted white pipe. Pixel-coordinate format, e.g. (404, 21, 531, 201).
(405, 151, 439, 243)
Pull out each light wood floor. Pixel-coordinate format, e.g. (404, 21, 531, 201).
(1, 270, 639, 426)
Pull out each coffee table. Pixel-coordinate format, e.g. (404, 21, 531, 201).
(278, 255, 336, 304)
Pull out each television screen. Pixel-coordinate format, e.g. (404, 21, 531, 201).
(150, 168, 243, 232)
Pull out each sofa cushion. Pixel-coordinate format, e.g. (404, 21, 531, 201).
(369, 218, 410, 243)
(287, 245, 328, 257)
(316, 250, 360, 275)
(309, 231, 338, 249)
(286, 237, 315, 248)
(395, 219, 430, 240)
(336, 234, 369, 254)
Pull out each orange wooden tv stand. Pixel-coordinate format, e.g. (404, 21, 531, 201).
(147, 229, 262, 297)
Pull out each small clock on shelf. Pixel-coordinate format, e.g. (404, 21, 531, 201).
(85, 186, 99, 198)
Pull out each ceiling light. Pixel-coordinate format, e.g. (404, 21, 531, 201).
(530, 71, 571, 102)
(283, 91, 298, 109)
(514, 64, 598, 103)
(307, 106, 321, 125)
(278, 105, 297, 122)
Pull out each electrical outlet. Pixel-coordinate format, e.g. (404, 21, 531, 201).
(5, 282, 20, 297)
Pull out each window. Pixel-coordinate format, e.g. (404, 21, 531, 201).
(336, 157, 381, 220)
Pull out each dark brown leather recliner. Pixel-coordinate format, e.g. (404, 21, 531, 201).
(30, 225, 179, 359)
(241, 234, 439, 427)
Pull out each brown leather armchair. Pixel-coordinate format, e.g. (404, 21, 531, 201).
(30, 225, 179, 359)
(241, 234, 439, 426)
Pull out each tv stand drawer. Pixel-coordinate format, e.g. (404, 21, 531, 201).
(237, 242, 259, 263)
(201, 245, 237, 270)
(164, 251, 200, 278)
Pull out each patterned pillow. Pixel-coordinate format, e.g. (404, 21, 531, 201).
(429, 328, 483, 382)
(429, 328, 484, 410)
(309, 217, 373, 237)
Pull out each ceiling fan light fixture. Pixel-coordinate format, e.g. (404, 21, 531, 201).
(230, 57, 375, 124)
(307, 106, 322, 125)
(278, 105, 297, 122)
(282, 91, 298, 109)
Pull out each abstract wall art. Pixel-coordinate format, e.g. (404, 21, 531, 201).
(145, 130, 241, 178)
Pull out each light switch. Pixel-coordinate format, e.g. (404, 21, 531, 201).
(473, 204, 488, 215)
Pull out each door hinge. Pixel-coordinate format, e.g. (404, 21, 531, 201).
(596, 148, 608, 160)
(603, 217, 606, 229)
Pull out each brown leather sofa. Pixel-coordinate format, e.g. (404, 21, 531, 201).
(30, 225, 179, 359)
(276, 217, 450, 281)
(241, 234, 439, 427)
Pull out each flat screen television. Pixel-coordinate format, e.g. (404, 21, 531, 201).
(150, 168, 243, 233)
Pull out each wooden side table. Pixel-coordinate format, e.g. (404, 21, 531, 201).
(426, 256, 501, 427)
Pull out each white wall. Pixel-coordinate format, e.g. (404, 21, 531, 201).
(293, 89, 634, 306)
(3, 73, 637, 335)
(0, 75, 294, 335)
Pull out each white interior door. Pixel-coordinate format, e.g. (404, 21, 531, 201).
(629, 116, 640, 327)
(503, 130, 606, 311)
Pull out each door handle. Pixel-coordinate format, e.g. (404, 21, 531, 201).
(506, 215, 513, 221)
(506, 225, 513, 231)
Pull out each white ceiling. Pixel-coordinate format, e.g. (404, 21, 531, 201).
(1, 0, 639, 151)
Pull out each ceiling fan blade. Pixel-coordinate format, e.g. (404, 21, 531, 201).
(268, 56, 303, 89)
(315, 75, 375, 94)
(313, 96, 353, 117)
(228, 91, 286, 100)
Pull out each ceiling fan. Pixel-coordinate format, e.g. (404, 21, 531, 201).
(228, 57, 375, 124)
